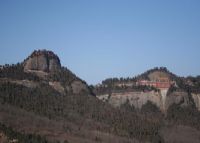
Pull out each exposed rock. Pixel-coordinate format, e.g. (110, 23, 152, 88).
(192, 93, 200, 110)
(24, 50, 61, 73)
(165, 91, 192, 109)
(160, 89, 168, 111)
(71, 80, 89, 95)
(97, 90, 196, 112)
(97, 94, 110, 102)
(22, 50, 93, 96)
(24, 70, 48, 78)
(97, 91, 162, 109)
(96, 67, 182, 112)
(49, 81, 65, 95)
(0, 78, 38, 88)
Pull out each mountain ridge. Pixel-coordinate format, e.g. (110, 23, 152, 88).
(0, 49, 93, 96)
(95, 67, 200, 112)
(0, 49, 200, 143)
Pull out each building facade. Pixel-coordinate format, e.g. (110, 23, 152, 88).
(136, 78, 174, 89)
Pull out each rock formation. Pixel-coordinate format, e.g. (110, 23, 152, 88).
(15, 49, 92, 96)
(96, 68, 199, 112)
(24, 50, 61, 73)
(97, 90, 195, 112)
(192, 94, 200, 110)
(71, 80, 90, 95)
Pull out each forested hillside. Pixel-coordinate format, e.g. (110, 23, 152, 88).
(0, 51, 200, 143)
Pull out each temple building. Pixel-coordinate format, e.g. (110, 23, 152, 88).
(136, 77, 175, 89)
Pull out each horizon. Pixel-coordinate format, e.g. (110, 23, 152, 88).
(0, 0, 200, 84)
(0, 48, 199, 85)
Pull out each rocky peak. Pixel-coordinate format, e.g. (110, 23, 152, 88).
(24, 50, 61, 73)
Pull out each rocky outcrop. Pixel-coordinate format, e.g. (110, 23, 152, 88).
(24, 50, 61, 73)
(49, 81, 66, 95)
(97, 90, 196, 112)
(97, 91, 163, 109)
(192, 94, 200, 110)
(165, 91, 192, 109)
(71, 80, 90, 95)
(0, 78, 38, 88)
(112, 91, 162, 109)
(22, 49, 92, 96)
(48, 80, 91, 95)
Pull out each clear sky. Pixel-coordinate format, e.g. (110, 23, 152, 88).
(0, 0, 200, 84)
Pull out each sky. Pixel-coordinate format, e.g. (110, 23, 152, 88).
(0, 0, 200, 84)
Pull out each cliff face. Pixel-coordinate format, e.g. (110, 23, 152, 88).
(192, 94, 200, 110)
(165, 91, 192, 109)
(96, 68, 200, 112)
(108, 91, 162, 109)
(97, 90, 195, 112)
(24, 50, 61, 73)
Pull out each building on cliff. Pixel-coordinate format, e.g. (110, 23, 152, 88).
(136, 77, 175, 89)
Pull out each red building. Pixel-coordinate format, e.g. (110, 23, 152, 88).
(137, 78, 174, 89)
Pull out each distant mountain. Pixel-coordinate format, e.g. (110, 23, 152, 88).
(96, 67, 200, 92)
(0, 49, 93, 96)
(1, 51, 200, 143)
(0, 50, 161, 143)
(95, 67, 200, 112)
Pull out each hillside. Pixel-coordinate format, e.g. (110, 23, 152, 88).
(0, 50, 93, 96)
(0, 50, 162, 143)
(95, 67, 200, 112)
(0, 50, 200, 143)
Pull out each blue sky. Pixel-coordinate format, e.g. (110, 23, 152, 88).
(0, 0, 200, 84)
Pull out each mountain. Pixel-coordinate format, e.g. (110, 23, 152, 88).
(1, 51, 200, 143)
(95, 67, 200, 112)
(0, 50, 92, 96)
